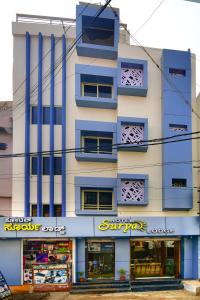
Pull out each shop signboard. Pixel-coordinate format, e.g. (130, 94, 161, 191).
(97, 218, 175, 235)
(3, 218, 66, 235)
(0, 270, 12, 299)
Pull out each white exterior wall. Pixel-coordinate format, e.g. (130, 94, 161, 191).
(12, 21, 198, 217)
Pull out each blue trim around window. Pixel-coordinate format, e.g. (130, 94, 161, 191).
(117, 117, 148, 152)
(76, 4, 119, 60)
(117, 58, 148, 96)
(25, 32, 31, 217)
(75, 177, 117, 215)
(75, 64, 117, 109)
(117, 173, 148, 206)
(75, 120, 117, 162)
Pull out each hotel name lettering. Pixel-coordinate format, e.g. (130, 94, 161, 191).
(4, 218, 65, 233)
(98, 218, 174, 234)
(98, 219, 147, 233)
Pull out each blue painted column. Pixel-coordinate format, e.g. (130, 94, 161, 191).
(76, 238, 86, 281)
(0, 240, 22, 285)
(25, 32, 31, 217)
(62, 35, 66, 217)
(192, 236, 199, 279)
(37, 32, 43, 217)
(115, 239, 130, 280)
(182, 237, 193, 279)
(50, 34, 55, 217)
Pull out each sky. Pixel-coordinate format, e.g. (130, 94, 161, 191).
(0, 0, 199, 101)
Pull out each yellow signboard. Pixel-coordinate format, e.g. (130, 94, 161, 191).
(98, 219, 147, 233)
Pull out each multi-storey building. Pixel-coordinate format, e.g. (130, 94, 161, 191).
(0, 101, 12, 216)
(0, 2, 199, 288)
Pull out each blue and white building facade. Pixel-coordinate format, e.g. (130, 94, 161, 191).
(0, 3, 199, 287)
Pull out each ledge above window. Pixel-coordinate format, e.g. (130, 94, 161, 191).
(117, 58, 148, 96)
(117, 117, 148, 152)
(75, 120, 117, 162)
(75, 64, 117, 109)
(117, 174, 148, 206)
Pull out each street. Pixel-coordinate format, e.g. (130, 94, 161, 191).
(13, 290, 200, 300)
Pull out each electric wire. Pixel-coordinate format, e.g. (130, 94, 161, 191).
(12, 0, 112, 115)
(109, 3, 200, 121)
(0, 130, 199, 158)
(133, 0, 166, 35)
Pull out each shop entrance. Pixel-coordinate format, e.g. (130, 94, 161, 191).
(23, 239, 72, 286)
(130, 239, 180, 279)
(86, 240, 115, 280)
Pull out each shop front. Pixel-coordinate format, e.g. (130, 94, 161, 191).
(130, 238, 180, 279)
(0, 216, 199, 287)
(86, 240, 115, 280)
(23, 239, 72, 286)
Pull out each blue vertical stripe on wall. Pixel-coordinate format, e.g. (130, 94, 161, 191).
(162, 49, 192, 210)
(50, 34, 55, 217)
(62, 35, 66, 217)
(192, 236, 198, 279)
(37, 32, 43, 217)
(25, 32, 31, 217)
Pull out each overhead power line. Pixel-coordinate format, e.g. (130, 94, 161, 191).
(109, 3, 200, 121)
(133, 0, 166, 35)
(11, 0, 113, 119)
(0, 130, 199, 159)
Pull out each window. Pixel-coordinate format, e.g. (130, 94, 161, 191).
(0, 143, 7, 150)
(82, 83, 112, 98)
(31, 106, 62, 125)
(43, 107, 50, 124)
(117, 174, 148, 206)
(82, 16, 114, 47)
(169, 124, 187, 132)
(32, 157, 37, 175)
(31, 204, 62, 217)
(31, 157, 62, 175)
(117, 117, 148, 152)
(169, 68, 186, 76)
(118, 58, 148, 97)
(82, 189, 113, 211)
(172, 179, 187, 187)
(54, 107, 62, 125)
(83, 137, 112, 154)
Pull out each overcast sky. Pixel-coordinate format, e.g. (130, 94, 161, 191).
(0, 0, 199, 101)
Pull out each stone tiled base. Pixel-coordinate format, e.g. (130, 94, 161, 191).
(183, 280, 200, 296)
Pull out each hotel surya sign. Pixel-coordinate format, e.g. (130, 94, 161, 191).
(3, 218, 66, 234)
(98, 218, 174, 234)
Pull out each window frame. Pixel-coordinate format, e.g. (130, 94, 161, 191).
(75, 120, 117, 162)
(31, 106, 62, 125)
(31, 156, 62, 176)
(31, 204, 62, 217)
(117, 173, 149, 206)
(172, 178, 187, 188)
(81, 189, 113, 211)
(82, 136, 113, 154)
(117, 117, 148, 152)
(82, 82, 113, 99)
(75, 176, 117, 216)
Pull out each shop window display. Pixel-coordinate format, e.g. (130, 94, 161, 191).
(23, 240, 72, 285)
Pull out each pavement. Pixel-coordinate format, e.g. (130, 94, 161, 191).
(10, 290, 200, 300)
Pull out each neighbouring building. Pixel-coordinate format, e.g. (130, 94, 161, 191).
(0, 101, 12, 216)
(0, 2, 199, 289)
